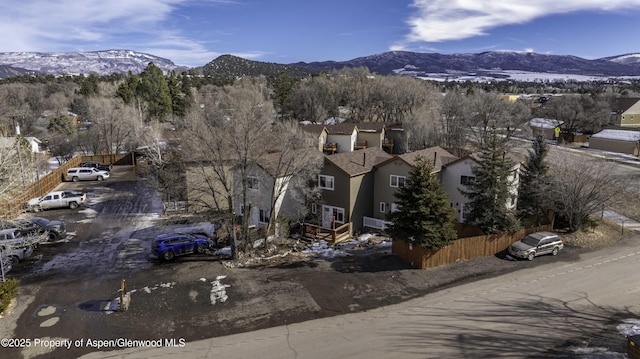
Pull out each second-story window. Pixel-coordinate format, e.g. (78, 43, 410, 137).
(460, 175, 475, 185)
(319, 174, 334, 190)
(390, 175, 406, 188)
(248, 176, 259, 190)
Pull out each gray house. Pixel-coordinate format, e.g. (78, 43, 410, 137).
(367, 146, 457, 230)
(316, 147, 393, 234)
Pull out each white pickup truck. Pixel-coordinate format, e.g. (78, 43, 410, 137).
(26, 190, 87, 211)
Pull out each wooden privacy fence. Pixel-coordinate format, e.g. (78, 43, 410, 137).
(0, 153, 134, 219)
(392, 223, 554, 269)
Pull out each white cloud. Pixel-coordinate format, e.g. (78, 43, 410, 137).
(400, 0, 640, 45)
(0, 0, 236, 66)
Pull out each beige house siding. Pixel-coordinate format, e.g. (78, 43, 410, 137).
(589, 138, 638, 155)
(186, 164, 233, 213)
(621, 101, 640, 127)
(357, 131, 384, 149)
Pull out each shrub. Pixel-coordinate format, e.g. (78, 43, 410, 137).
(0, 279, 20, 315)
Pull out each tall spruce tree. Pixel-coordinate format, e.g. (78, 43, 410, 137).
(461, 128, 520, 234)
(518, 135, 550, 217)
(139, 62, 172, 122)
(386, 156, 457, 250)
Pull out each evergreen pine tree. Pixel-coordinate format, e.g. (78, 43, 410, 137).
(139, 62, 172, 121)
(461, 128, 520, 234)
(518, 135, 550, 217)
(386, 156, 457, 250)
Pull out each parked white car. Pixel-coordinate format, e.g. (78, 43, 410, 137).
(26, 190, 87, 211)
(66, 167, 109, 181)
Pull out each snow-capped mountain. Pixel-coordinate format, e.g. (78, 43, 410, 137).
(603, 53, 640, 65)
(0, 50, 179, 76)
(292, 51, 640, 79)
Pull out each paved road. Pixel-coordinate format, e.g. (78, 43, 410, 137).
(82, 235, 640, 359)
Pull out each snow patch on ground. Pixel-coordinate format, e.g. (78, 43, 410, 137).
(303, 240, 351, 258)
(209, 276, 230, 305)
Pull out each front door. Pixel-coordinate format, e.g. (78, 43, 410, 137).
(321, 205, 345, 228)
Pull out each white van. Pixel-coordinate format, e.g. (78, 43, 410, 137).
(66, 167, 110, 182)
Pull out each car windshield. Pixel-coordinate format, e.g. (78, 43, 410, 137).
(521, 236, 541, 246)
(31, 217, 49, 226)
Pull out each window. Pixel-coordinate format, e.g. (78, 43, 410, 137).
(390, 175, 406, 188)
(259, 209, 270, 224)
(318, 175, 334, 190)
(311, 203, 317, 214)
(390, 203, 399, 213)
(379, 202, 386, 213)
(460, 175, 475, 185)
(248, 176, 259, 190)
(332, 207, 345, 223)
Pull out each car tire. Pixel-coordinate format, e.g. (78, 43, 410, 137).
(163, 251, 175, 261)
(97, 176, 104, 181)
(72, 176, 79, 182)
(47, 232, 59, 242)
(196, 243, 206, 254)
(552, 247, 559, 256)
(527, 252, 535, 261)
(69, 202, 79, 210)
(9, 256, 19, 266)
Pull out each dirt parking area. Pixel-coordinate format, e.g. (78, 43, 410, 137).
(0, 166, 630, 359)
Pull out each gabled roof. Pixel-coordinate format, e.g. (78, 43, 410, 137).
(444, 151, 524, 169)
(611, 98, 640, 113)
(357, 122, 385, 133)
(300, 124, 327, 136)
(529, 118, 564, 129)
(397, 146, 458, 169)
(324, 147, 393, 177)
(591, 128, 640, 142)
(256, 151, 298, 178)
(376, 146, 458, 172)
(326, 123, 358, 135)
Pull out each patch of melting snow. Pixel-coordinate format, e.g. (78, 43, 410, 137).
(617, 318, 640, 336)
(214, 247, 232, 257)
(565, 318, 640, 357)
(78, 208, 98, 218)
(303, 240, 351, 258)
(104, 282, 176, 314)
(210, 276, 230, 305)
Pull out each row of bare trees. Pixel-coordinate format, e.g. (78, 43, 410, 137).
(0, 66, 630, 249)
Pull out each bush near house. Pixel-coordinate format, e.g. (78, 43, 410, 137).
(0, 279, 20, 315)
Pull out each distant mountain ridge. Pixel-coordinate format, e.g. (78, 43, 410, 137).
(291, 51, 640, 78)
(201, 51, 640, 80)
(0, 50, 179, 77)
(2, 49, 640, 80)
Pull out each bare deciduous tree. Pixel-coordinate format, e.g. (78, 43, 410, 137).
(548, 152, 623, 232)
(181, 78, 275, 258)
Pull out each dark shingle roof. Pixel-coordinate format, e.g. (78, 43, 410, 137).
(612, 98, 640, 113)
(357, 122, 385, 133)
(326, 123, 358, 135)
(325, 147, 393, 177)
(300, 124, 327, 135)
(397, 146, 458, 169)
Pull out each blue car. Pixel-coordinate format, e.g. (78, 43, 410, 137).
(152, 233, 214, 261)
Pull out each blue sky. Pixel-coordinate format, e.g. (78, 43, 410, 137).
(2, 0, 640, 67)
